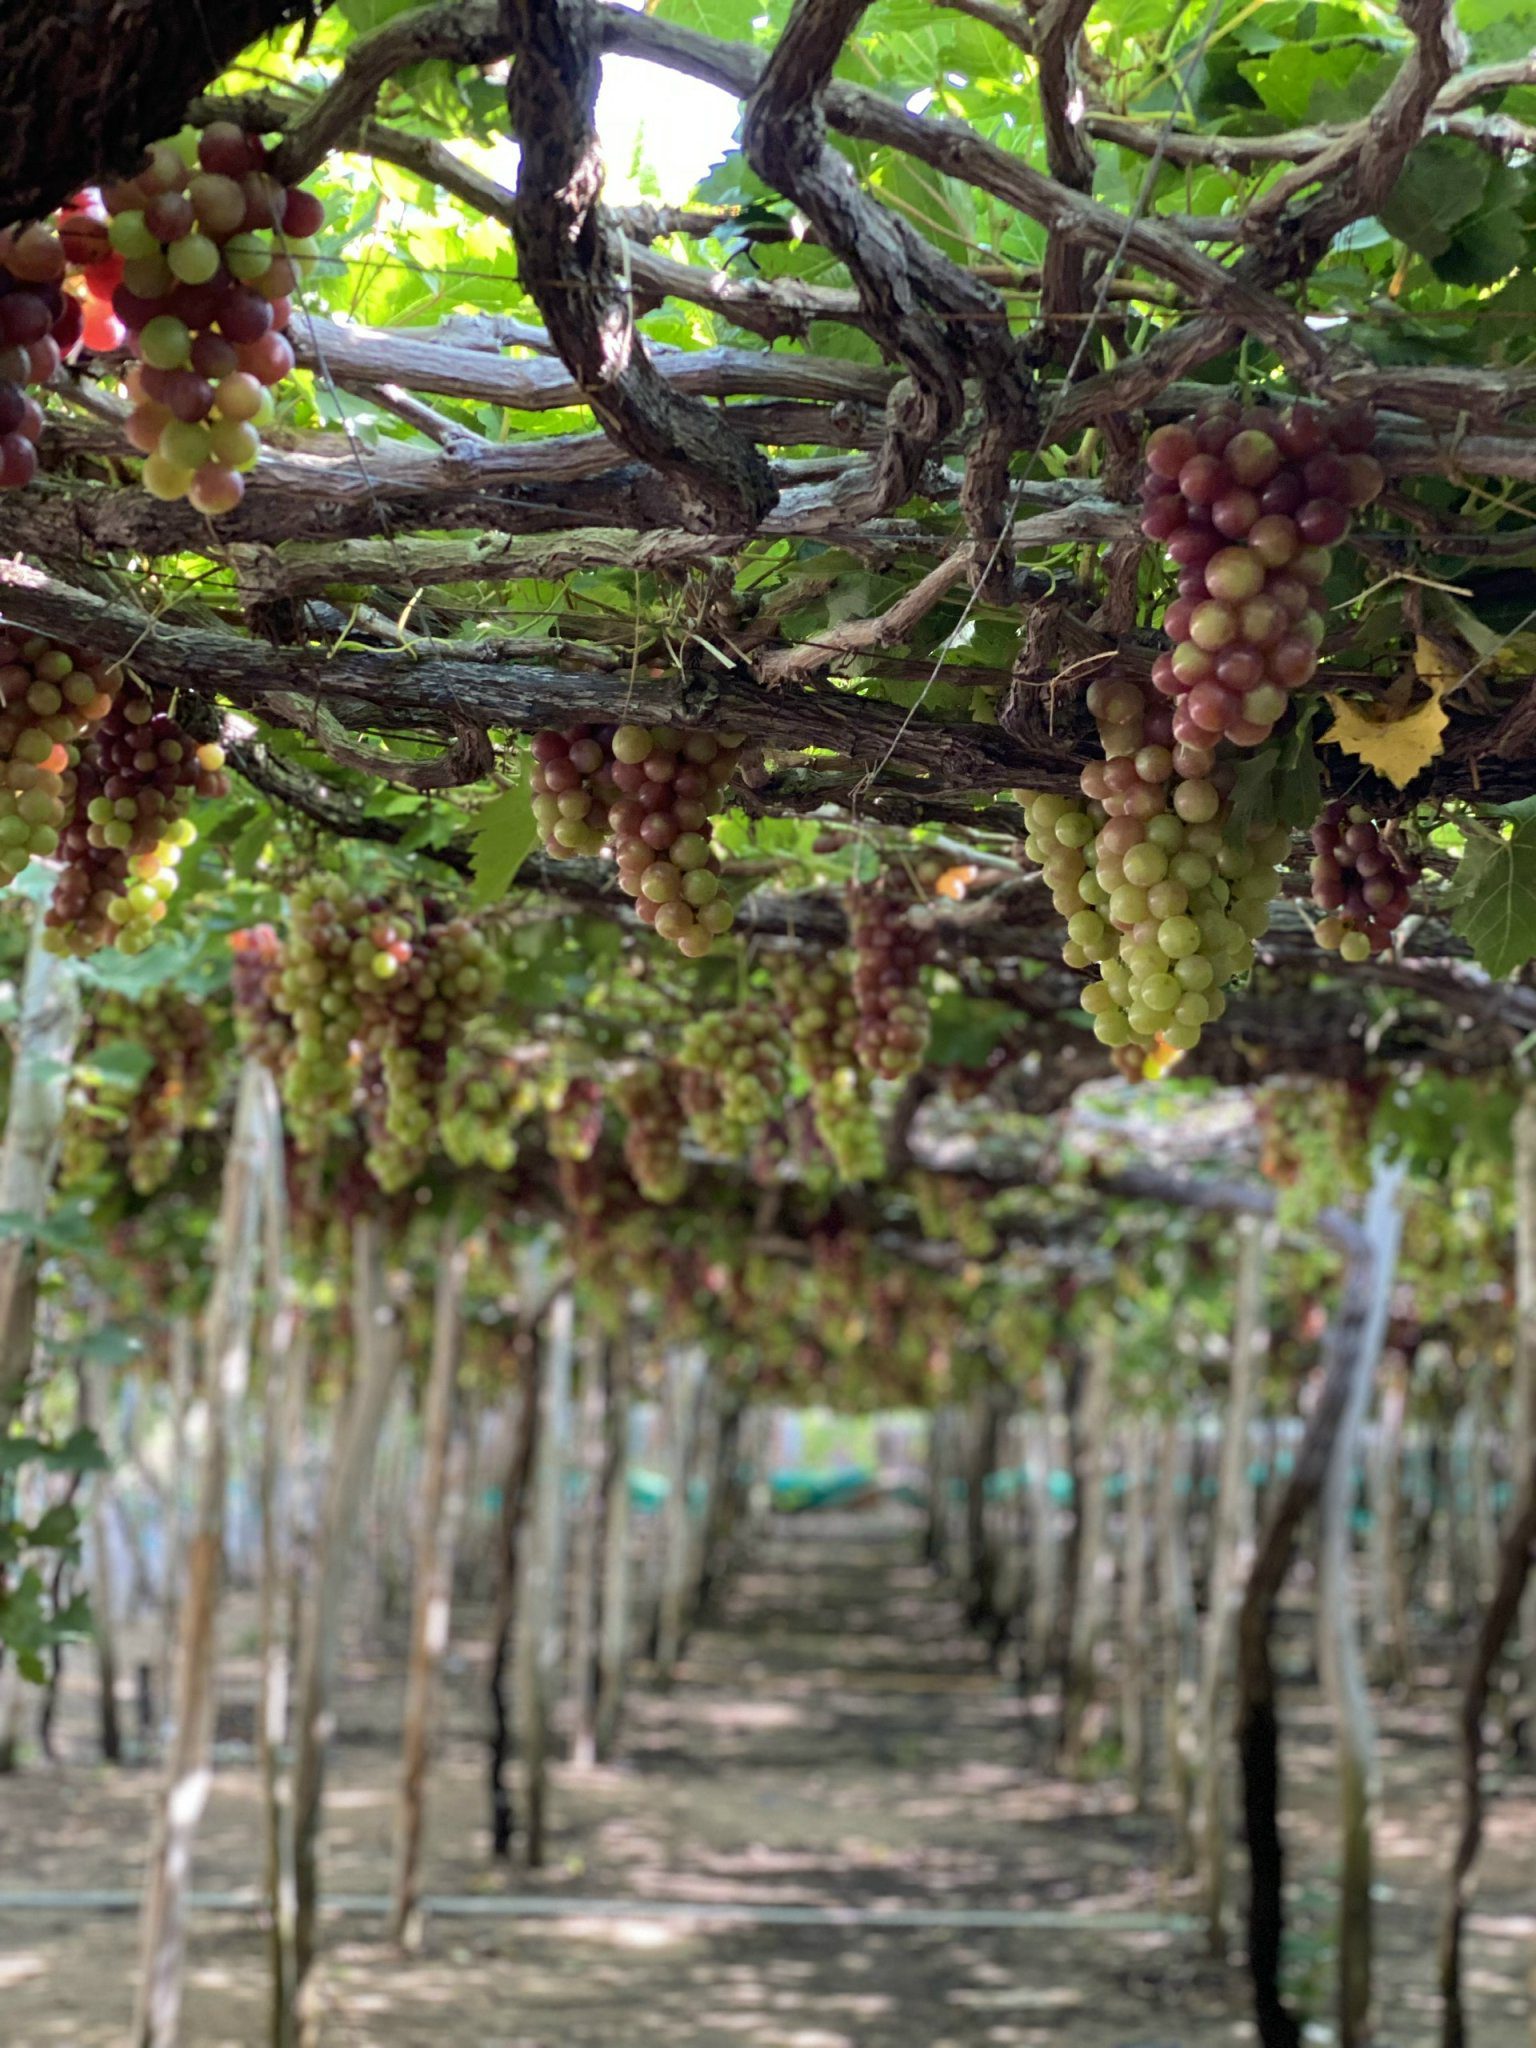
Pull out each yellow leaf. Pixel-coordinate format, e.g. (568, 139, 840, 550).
(1319, 636, 1457, 790)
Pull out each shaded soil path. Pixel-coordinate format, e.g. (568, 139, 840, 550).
(1, 1509, 1531, 2044)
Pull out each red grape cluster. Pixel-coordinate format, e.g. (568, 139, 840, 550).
(678, 1004, 788, 1160)
(230, 923, 292, 1073)
(614, 1065, 689, 1204)
(530, 721, 742, 956)
(1309, 803, 1417, 960)
(779, 953, 884, 1182)
(64, 122, 324, 515)
(848, 883, 930, 1081)
(0, 630, 120, 886)
(45, 691, 226, 956)
(0, 222, 73, 489)
(1141, 401, 1383, 750)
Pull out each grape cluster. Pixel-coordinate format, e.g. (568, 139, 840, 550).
(1019, 668, 1290, 1064)
(677, 1004, 788, 1160)
(1141, 401, 1383, 750)
(545, 1074, 606, 1162)
(354, 908, 500, 1192)
(270, 876, 367, 1148)
(848, 883, 930, 1081)
(779, 953, 884, 1182)
(230, 923, 291, 1072)
(45, 690, 226, 956)
(63, 990, 220, 1196)
(1309, 803, 1417, 959)
(613, 1065, 689, 1204)
(530, 722, 742, 956)
(0, 631, 119, 885)
(0, 221, 74, 488)
(442, 1030, 534, 1172)
(67, 122, 324, 514)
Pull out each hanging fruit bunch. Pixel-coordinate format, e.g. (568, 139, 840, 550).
(0, 221, 74, 489)
(1140, 400, 1383, 751)
(1309, 803, 1418, 959)
(0, 628, 121, 888)
(64, 121, 324, 515)
(529, 721, 743, 957)
(848, 880, 931, 1081)
(45, 687, 226, 957)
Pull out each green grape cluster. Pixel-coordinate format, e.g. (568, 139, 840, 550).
(613, 1065, 689, 1204)
(63, 990, 220, 1196)
(0, 628, 120, 887)
(270, 875, 367, 1149)
(545, 1074, 605, 1162)
(779, 953, 884, 1182)
(677, 1003, 788, 1160)
(1020, 672, 1289, 1073)
(441, 1030, 535, 1172)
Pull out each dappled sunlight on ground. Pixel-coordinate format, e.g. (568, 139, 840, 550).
(0, 1511, 1531, 2043)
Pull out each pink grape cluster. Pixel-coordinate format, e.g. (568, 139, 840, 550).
(848, 883, 930, 1081)
(530, 722, 743, 957)
(1141, 401, 1384, 750)
(64, 122, 324, 515)
(614, 1065, 689, 1205)
(45, 691, 226, 956)
(0, 223, 76, 488)
(1309, 803, 1417, 960)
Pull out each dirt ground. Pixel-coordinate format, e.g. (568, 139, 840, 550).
(1, 1511, 1531, 2046)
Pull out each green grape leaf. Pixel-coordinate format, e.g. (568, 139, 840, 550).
(469, 780, 537, 909)
(1450, 821, 1536, 978)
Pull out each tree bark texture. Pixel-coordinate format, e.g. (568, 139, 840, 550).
(0, 921, 79, 1427)
(515, 1286, 574, 1868)
(131, 1062, 273, 2048)
(1119, 1416, 1151, 1809)
(1063, 1330, 1111, 1768)
(1157, 1418, 1197, 1873)
(595, 1339, 632, 1762)
(1199, 1217, 1271, 1955)
(1235, 1167, 1401, 2048)
(291, 1217, 402, 2038)
(391, 1218, 470, 1947)
(0, 1, 307, 226)
(1317, 1164, 1404, 2048)
(567, 1335, 608, 1771)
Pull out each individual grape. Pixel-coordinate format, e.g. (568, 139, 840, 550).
(1309, 802, 1417, 957)
(848, 881, 930, 1081)
(614, 1065, 689, 1204)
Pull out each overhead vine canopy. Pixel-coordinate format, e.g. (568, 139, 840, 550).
(1, 0, 1536, 1116)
